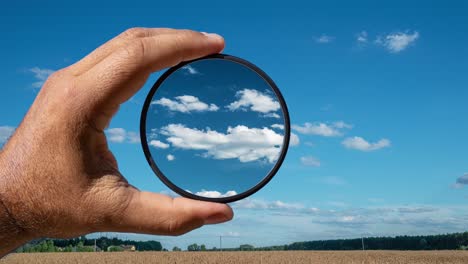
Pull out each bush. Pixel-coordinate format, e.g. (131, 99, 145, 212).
(108, 246, 124, 252)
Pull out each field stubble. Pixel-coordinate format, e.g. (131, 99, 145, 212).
(2, 251, 468, 264)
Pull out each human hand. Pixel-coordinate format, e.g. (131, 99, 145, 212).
(0, 28, 232, 255)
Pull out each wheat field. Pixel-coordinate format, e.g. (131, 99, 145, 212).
(2, 251, 468, 264)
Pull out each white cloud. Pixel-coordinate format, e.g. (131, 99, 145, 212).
(0, 126, 15, 144)
(181, 65, 199, 75)
(234, 198, 462, 227)
(166, 154, 175, 161)
(268, 124, 298, 146)
(234, 199, 305, 210)
(292, 121, 352, 137)
(127, 132, 140, 143)
(106, 128, 126, 143)
(315, 35, 334, 44)
(29, 67, 55, 88)
(106, 128, 140, 144)
(160, 124, 283, 163)
(453, 173, 468, 189)
(290, 133, 300, 146)
(263, 113, 281, 119)
(147, 128, 159, 140)
(333, 121, 353, 129)
(271, 124, 284, 130)
(300, 156, 321, 167)
(342, 136, 391, 151)
(341, 216, 355, 222)
(227, 89, 280, 115)
(376, 31, 419, 53)
(195, 190, 237, 198)
(356, 31, 368, 44)
(152, 95, 219, 113)
(397, 207, 438, 214)
(149, 140, 169, 149)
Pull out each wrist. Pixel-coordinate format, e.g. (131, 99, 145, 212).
(0, 151, 33, 256)
(0, 192, 31, 256)
(0, 196, 28, 254)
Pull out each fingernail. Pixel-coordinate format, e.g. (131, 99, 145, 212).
(205, 212, 231, 225)
(201, 32, 223, 41)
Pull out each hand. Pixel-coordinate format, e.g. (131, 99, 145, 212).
(0, 28, 232, 255)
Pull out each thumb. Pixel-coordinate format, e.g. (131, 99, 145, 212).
(110, 191, 233, 236)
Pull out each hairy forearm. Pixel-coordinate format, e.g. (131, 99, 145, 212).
(0, 197, 29, 256)
(0, 150, 31, 257)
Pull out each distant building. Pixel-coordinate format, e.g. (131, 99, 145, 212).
(121, 245, 136, 252)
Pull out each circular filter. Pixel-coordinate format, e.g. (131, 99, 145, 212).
(140, 54, 290, 203)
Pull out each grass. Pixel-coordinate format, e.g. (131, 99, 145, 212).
(2, 251, 468, 264)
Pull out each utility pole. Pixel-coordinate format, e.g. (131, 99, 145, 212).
(94, 238, 97, 252)
(361, 237, 365, 251)
(219, 236, 222, 251)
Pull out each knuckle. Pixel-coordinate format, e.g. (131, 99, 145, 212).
(122, 39, 146, 61)
(40, 69, 70, 94)
(178, 29, 201, 37)
(169, 34, 189, 63)
(167, 30, 205, 62)
(122, 27, 148, 39)
(174, 30, 201, 46)
(45, 68, 64, 82)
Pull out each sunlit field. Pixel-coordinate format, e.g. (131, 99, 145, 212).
(2, 251, 468, 264)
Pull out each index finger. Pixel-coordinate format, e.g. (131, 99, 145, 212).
(78, 29, 224, 111)
(68, 28, 180, 76)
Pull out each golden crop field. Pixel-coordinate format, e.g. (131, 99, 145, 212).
(2, 251, 468, 264)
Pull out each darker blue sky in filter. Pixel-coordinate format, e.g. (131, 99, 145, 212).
(145, 58, 285, 196)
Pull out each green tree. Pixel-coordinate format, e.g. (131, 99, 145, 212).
(47, 240, 56, 252)
(187, 243, 199, 251)
(240, 244, 255, 251)
(419, 238, 428, 250)
(108, 246, 124, 252)
(77, 241, 84, 250)
(76, 241, 93, 252)
(200, 244, 206, 251)
(64, 245, 73, 252)
(172, 246, 182, 251)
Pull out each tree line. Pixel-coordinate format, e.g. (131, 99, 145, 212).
(265, 232, 468, 251)
(203, 232, 468, 251)
(15, 231, 468, 253)
(284, 232, 468, 250)
(16, 236, 163, 253)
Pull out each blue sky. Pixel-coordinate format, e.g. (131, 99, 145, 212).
(1, 0, 468, 249)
